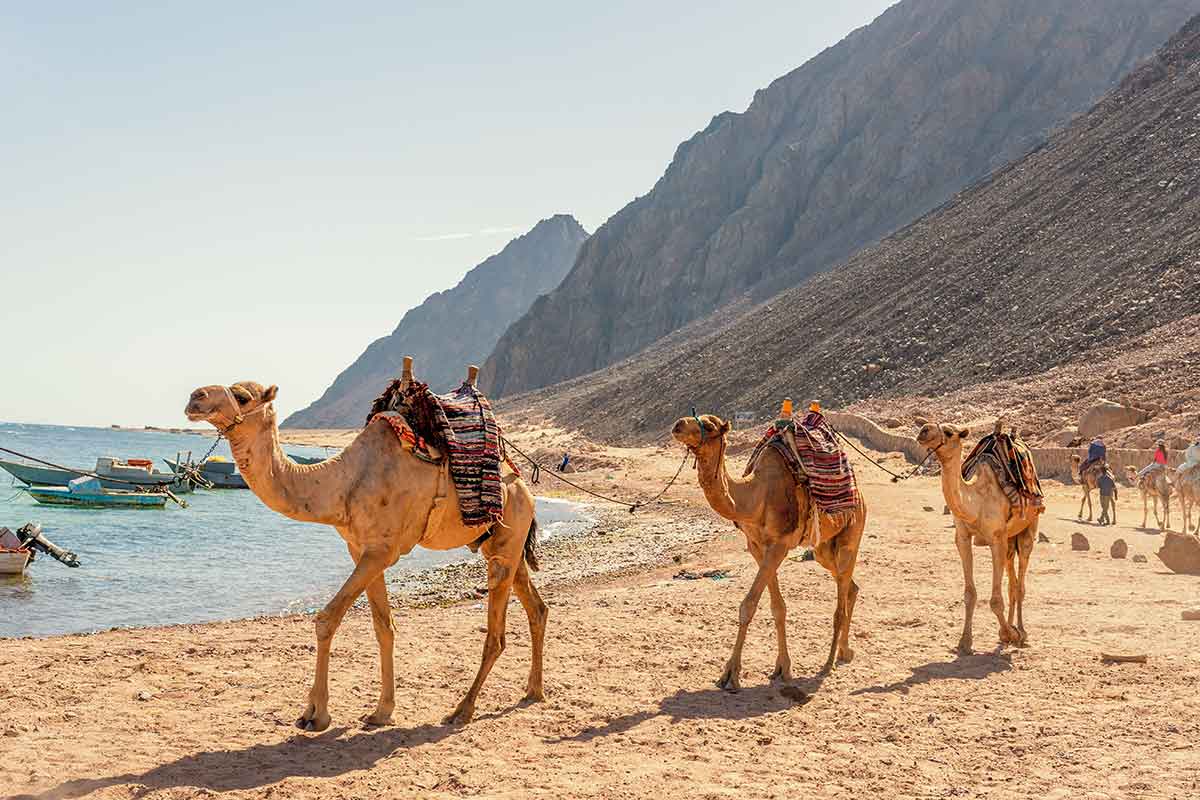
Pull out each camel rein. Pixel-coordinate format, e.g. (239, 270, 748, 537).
(829, 426, 936, 483)
(500, 435, 690, 514)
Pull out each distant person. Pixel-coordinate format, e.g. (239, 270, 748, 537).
(1179, 437, 1200, 478)
(558, 452, 570, 472)
(1097, 470, 1118, 526)
(1080, 434, 1106, 475)
(1137, 439, 1170, 479)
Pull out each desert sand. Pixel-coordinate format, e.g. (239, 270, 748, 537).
(3, 425, 1199, 799)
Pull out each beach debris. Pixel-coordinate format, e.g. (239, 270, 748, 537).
(1038, 532, 1050, 544)
(673, 569, 729, 581)
(1100, 653, 1147, 664)
(1181, 609, 1200, 621)
(923, 505, 935, 512)
(1132, 553, 1147, 563)
(943, 505, 951, 515)
(134, 690, 154, 701)
(1156, 532, 1200, 575)
(1071, 533, 1090, 551)
(778, 685, 811, 705)
(1110, 539, 1128, 559)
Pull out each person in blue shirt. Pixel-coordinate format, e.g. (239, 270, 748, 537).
(1081, 435, 1107, 477)
(1097, 470, 1118, 526)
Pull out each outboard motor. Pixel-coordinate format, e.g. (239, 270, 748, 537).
(16, 523, 81, 568)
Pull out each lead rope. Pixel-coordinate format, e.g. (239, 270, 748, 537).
(501, 435, 689, 514)
(828, 427, 934, 482)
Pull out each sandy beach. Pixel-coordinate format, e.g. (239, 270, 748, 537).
(3, 426, 1200, 800)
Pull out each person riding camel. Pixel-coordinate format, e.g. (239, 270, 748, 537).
(1137, 439, 1170, 479)
(1080, 434, 1107, 476)
(1178, 437, 1200, 478)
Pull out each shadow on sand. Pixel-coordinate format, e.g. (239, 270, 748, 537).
(548, 672, 829, 745)
(14, 703, 532, 800)
(849, 652, 1012, 697)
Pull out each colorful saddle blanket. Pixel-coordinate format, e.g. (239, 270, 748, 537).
(744, 411, 859, 516)
(369, 380, 506, 526)
(962, 432, 1045, 514)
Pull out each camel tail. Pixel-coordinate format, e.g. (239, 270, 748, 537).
(523, 517, 540, 572)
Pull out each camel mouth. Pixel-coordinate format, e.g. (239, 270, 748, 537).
(184, 406, 210, 423)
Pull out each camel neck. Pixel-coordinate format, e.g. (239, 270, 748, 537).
(694, 439, 754, 523)
(225, 415, 348, 526)
(937, 446, 978, 526)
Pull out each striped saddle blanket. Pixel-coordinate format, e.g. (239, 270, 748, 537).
(369, 380, 505, 526)
(962, 432, 1045, 514)
(744, 411, 859, 515)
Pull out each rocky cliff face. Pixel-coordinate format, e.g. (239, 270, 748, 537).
(500, 14, 1200, 444)
(284, 215, 587, 429)
(482, 0, 1200, 398)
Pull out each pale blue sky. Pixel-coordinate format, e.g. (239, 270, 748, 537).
(1, 1, 896, 427)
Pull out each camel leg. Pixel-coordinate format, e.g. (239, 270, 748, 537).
(362, 574, 396, 726)
(834, 540, 859, 667)
(989, 536, 1019, 645)
(1014, 524, 1035, 646)
(1005, 538, 1018, 630)
(1142, 490, 1149, 529)
(954, 521, 976, 655)
(445, 553, 518, 724)
(512, 560, 548, 703)
(299, 550, 389, 732)
(718, 542, 787, 691)
(766, 574, 792, 682)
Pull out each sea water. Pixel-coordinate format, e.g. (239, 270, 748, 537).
(0, 422, 591, 638)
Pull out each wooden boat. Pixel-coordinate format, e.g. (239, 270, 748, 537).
(0, 549, 30, 575)
(25, 477, 168, 509)
(0, 456, 193, 493)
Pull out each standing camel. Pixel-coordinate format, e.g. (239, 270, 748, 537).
(1177, 467, 1200, 534)
(1126, 465, 1172, 531)
(185, 370, 546, 730)
(916, 424, 1039, 653)
(671, 414, 868, 687)
(1071, 454, 1105, 522)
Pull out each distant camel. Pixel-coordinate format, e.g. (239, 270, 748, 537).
(1126, 465, 1172, 531)
(1071, 454, 1109, 522)
(1177, 466, 1200, 534)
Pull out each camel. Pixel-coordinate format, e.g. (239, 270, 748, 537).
(671, 414, 868, 688)
(1177, 467, 1200, 534)
(184, 364, 546, 730)
(1126, 465, 1172, 531)
(916, 423, 1039, 653)
(1071, 454, 1107, 522)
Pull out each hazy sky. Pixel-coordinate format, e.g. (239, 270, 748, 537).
(1, 1, 896, 427)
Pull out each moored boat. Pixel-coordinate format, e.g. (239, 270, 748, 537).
(0, 456, 193, 493)
(163, 452, 323, 489)
(25, 477, 169, 509)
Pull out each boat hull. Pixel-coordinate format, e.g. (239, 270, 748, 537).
(25, 487, 168, 508)
(0, 550, 30, 575)
(0, 460, 192, 493)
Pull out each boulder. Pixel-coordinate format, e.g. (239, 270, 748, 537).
(1157, 532, 1200, 575)
(1132, 553, 1147, 563)
(1040, 426, 1080, 447)
(1078, 400, 1151, 438)
(1110, 539, 1128, 559)
(1071, 533, 1090, 551)
(1038, 532, 1051, 544)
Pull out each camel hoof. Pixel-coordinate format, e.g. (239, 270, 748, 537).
(837, 648, 855, 665)
(442, 705, 475, 725)
(361, 710, 393, 728)
(522, 688, 546, 705)
(769, 664, 792, 683)
(819, 660, 836, 676)
(296, 712, 331, 733)
(716, 667, 741, 692)
(956, 641, 973, 656)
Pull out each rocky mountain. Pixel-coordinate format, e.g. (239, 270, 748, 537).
(499, 13, 1200, 444)
(482, 0, 1200, 399)
(284, 215, 587, 429)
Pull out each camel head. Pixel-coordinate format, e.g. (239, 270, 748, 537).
(185, 381, 278, 432)
(916, 422, 970, 461)
(671, 414, 730, 452)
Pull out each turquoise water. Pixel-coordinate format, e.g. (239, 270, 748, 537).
(0, 422, 590, 638)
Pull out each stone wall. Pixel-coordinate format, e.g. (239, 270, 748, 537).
(827, 411, 1185, 483)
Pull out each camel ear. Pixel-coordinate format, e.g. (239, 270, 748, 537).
(262, 385, 278, 403)
(718, 420, 731, 436)
(957, 427, 970, 438)
(230, 384, 253, 405)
